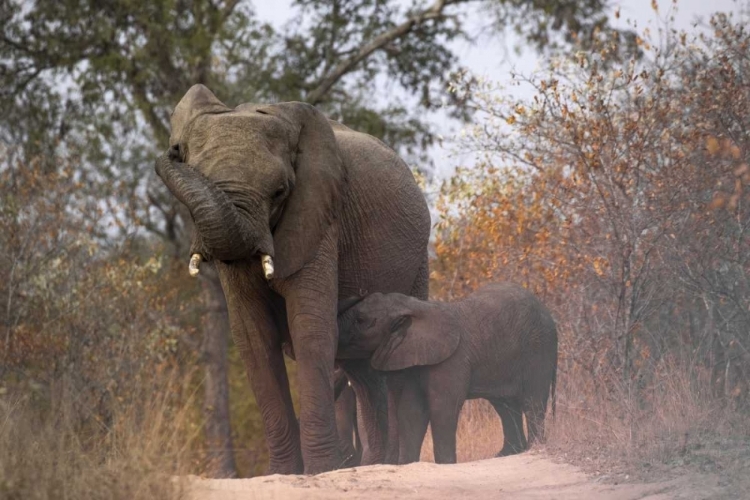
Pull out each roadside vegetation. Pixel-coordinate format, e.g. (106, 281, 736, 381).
(1, 2, 748, 497)
(426, 9, 750, 484)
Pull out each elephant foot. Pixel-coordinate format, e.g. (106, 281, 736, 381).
(383, 451, 399, 465)
(266, 455, 304, 475)
(360, 444, 387, 466)
(495, 444, 525, 457)
(303, 451, 344, 475)
(337, 451, 360, 469)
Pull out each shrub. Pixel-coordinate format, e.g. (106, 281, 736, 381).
(430, 9, 750, 467)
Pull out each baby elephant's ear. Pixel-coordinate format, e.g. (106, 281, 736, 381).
(371, 314, 460, 371)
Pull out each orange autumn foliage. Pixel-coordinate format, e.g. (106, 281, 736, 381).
(433, 12, 750, 406)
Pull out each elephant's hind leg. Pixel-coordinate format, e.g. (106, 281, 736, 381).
(491, 398, 527, 456)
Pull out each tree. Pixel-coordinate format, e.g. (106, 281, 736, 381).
(0, 0, 635, 476)
(0, 144, 201, 431)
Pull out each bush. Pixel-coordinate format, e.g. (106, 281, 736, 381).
(0, 151, 206, 494)
(430, 9, 750, 468)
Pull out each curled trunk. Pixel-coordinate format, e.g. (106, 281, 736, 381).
(155, 154, 273, 261)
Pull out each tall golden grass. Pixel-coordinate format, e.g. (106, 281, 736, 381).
(420, 400, 504, 463)
(421, 360, 749, 467)
(0, 371, 201, 500)
(546, 360, 749, 467)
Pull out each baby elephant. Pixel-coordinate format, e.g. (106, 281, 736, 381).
(337, 283, 558, 464)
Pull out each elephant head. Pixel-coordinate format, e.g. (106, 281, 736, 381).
(337, 293, 460, 371)
(155, 84, 346, 280)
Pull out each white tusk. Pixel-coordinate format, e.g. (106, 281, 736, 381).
(261, 254, 274, 280)
(188, 253, 203, 277)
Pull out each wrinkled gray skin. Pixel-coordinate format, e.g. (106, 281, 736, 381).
(155, 85, 430, 474)
(282, 343, 362, 467)
(333, 370, 362, 467)
(337, 283, 558, 464)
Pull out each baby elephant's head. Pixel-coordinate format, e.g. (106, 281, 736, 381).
(336, 293, 460, 372)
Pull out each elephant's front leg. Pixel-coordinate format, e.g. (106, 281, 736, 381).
(428, 398, 462, 464)
(427, 368, 468, 464)
(216, 261, 302, 474)
(397, 373, 429, 464)
(277, 227, 342, 474)
(384, 374, 404, 464)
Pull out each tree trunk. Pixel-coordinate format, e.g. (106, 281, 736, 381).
(201, 263, 238, 478)
(706, 299, 726, 400)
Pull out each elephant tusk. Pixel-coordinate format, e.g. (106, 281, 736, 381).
(188, 253, 203, 277)
(261, 254, 274, 280)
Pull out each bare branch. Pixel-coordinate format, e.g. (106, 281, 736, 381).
(305, 0, 470, 105)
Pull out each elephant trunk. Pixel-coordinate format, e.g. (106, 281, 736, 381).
(155, 154, 274, 265)
(337, 296, 366, 354)
(337, 295, 365, 315)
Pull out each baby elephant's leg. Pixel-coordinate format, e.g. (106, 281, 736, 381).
(397, 376, 429, 464)
(428, 403, 462, 463)
(491, 398, 527, 456)
(426, 374, 467, 464)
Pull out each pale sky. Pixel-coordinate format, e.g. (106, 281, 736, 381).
(252, 0, 746, 178)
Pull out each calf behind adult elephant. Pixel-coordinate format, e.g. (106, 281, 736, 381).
(155, 85, 430, 474)
(337, 283, 558, 464)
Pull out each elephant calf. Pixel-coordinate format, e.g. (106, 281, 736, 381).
(337, 283, 558, 464)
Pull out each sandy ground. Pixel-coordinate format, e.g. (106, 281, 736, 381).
(184, 452, 729, 500)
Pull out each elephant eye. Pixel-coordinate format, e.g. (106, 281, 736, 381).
(273, 185, 285, 199)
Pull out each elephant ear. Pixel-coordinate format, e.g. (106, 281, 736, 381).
(258, 102, 346, 280)
(169, 84, 231, 153)
(371, 308, 461, 371)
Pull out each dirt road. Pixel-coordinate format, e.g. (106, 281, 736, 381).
(185, 452, 728, 500)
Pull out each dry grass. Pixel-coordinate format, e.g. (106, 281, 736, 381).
(420, 400, 505, 463)
(420, 362, 750, 475)
(545, 362, 750, 473)
(0, 372, 201, 500)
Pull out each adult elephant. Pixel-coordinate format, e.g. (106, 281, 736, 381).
(154, 85, 430, 474)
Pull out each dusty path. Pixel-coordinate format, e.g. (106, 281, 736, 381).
(185, 452, 726, 500)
